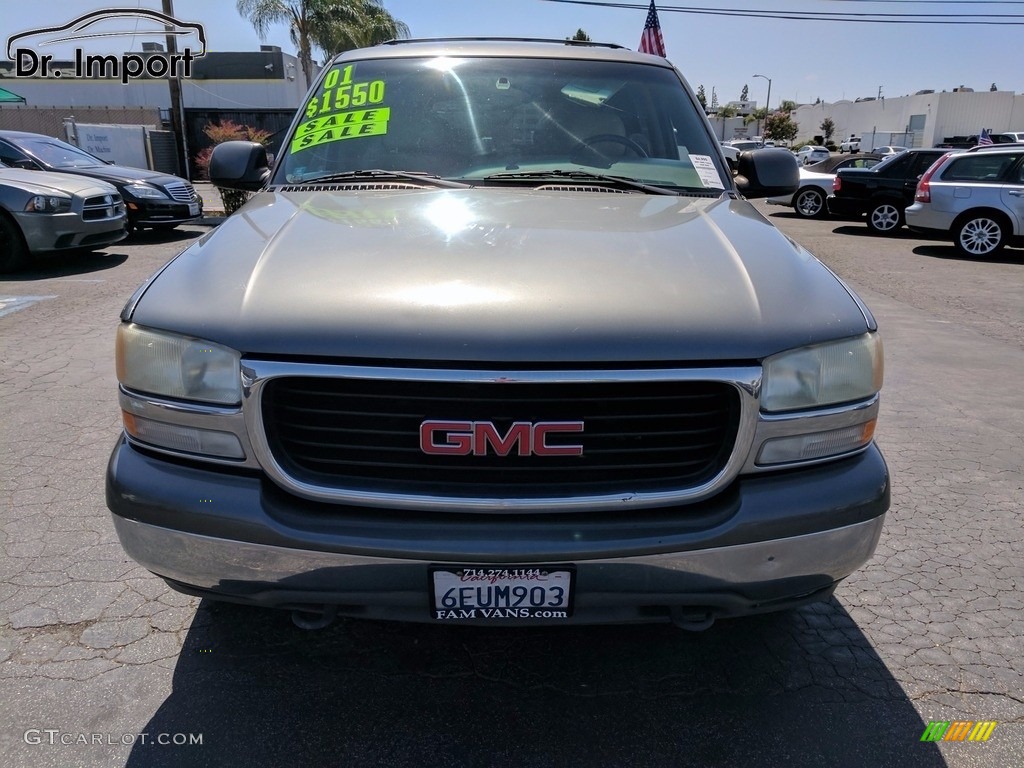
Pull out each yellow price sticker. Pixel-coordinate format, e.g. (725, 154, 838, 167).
(290, 108, 391, 154)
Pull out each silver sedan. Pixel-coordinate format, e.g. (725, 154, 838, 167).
(0, 162, 126, 272)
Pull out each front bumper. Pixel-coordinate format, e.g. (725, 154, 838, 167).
(14, 210, 127, 252)
(127, 198, 202, 226)
(107, 438, 889, 624)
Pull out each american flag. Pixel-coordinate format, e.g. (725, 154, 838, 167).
(978, 128, 993, 146)
(639, 1, 666, 57)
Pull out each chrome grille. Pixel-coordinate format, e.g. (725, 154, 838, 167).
(259, 375, 740, 500)
(163, 180, 197, 203)
(82, 193, 123, 220)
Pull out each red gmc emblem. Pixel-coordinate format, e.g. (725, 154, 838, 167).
(419, 420, 584, 457)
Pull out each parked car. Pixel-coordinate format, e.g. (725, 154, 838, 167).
(0, 130, 201, 232)
(0, 160, 126, 272)
(839, 136, 861, 154)
(107, 38, 888, 630)
(723, 139, 763, 152)
(906, 146, 1024, 257)
(719, 142, 740, 170)
(827, 148, 949, 233)
(796, 145, 830, 166)
(872, 146, 908, 156)
(766, 154, 884, 218)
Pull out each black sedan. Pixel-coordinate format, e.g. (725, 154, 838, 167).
(0, 130, 201, 232)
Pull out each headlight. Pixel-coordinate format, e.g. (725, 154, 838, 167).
(25, 194, 72, 213)
(124, 183, 169, 200)
(116, 324, 241, 405)
(762, 333, 883, 412)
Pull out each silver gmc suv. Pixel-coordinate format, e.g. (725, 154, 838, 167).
(107, 38, 889, 629)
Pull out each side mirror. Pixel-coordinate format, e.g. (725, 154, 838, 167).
(209, 141, 271, 192)
(734, 148, 799, 199)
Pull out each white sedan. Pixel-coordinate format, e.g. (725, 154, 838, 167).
(872, 146, 908, 156)
(796, 145, 831, 165)
(766, 154, 883, 218)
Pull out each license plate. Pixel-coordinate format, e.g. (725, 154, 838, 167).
(430, 566, 574, 621)
(188, 202, 200, 217)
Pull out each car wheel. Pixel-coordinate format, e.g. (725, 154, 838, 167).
(955, 214, 1007, 257)
(0, 214, 29, 273)
(866, 201, 903, 234)
(794, 187, 827, 219)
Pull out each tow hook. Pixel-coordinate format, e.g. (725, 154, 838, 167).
(670, 607, 715, 632)
(290, 605, 338, 630)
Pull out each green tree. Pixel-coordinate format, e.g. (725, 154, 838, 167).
(740, 84, 749, 102)
(990, 82, 998, 91)
(571, 28, 591, 42)
(778, 99, 797, 113)
(764, 112, 798, 144)
(820, 117, 836, 143)
(718, 104, 737, 119)
(311, 0, 409, 55)
(696, 84, 707, 112)
(236, 0, 409, 88)
(237, 0, 319, 90)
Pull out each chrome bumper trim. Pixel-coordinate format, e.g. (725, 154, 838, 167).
(113, 514, 885, 593)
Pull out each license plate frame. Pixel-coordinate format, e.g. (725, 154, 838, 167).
(188, 202, 200, 217)
(429, 565, 575, 622)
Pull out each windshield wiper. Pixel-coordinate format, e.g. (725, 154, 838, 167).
(482, 169, 684, 196)
(298, 169, 470, 189)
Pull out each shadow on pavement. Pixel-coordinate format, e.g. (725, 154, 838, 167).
(126, 226, 206, 245)
(829, 225, 915, 239)
(127, 598, 946, 768)
(912, 243, 1023, 264)
(4, 250, 128, 281)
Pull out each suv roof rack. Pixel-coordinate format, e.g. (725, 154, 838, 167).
(380, 37, 626, 50)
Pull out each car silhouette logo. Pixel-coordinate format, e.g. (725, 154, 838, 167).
(6, 8, 206, 61)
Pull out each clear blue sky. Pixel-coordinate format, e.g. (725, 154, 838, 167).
(4, 1, 1021, 106)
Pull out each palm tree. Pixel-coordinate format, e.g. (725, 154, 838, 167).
(237, 0, 316, 90)
(310, 0, 410, 56)
(236, 1, 409, 90)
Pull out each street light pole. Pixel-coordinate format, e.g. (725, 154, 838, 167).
(753, 73, 772, 141)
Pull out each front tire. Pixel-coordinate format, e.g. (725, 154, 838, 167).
(793, 187, 827, 219)
(955, 214, 1007, 257)
(0, 214, 29, 273)
(867, 201, 903, 234)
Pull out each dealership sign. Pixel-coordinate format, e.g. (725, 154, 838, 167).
(6, 8, 206, 84)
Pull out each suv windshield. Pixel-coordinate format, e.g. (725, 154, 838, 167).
(278, 56, 726, 193)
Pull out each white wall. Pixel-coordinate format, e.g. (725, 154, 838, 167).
(793, 91, 1024, 147)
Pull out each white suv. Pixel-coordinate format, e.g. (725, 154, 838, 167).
(839, 136, 861, 154)
(906, 147, 1024, 257)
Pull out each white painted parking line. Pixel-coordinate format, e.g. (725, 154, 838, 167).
(0, 295, 57, 318)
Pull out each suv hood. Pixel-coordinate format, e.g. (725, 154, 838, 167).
(129, 188, 871, 362)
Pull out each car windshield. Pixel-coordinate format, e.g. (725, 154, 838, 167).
(16, 137, 104, 168)
(278, 56, 727, 193)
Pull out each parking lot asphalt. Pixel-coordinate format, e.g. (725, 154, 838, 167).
(1, 207, 1022, 767)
